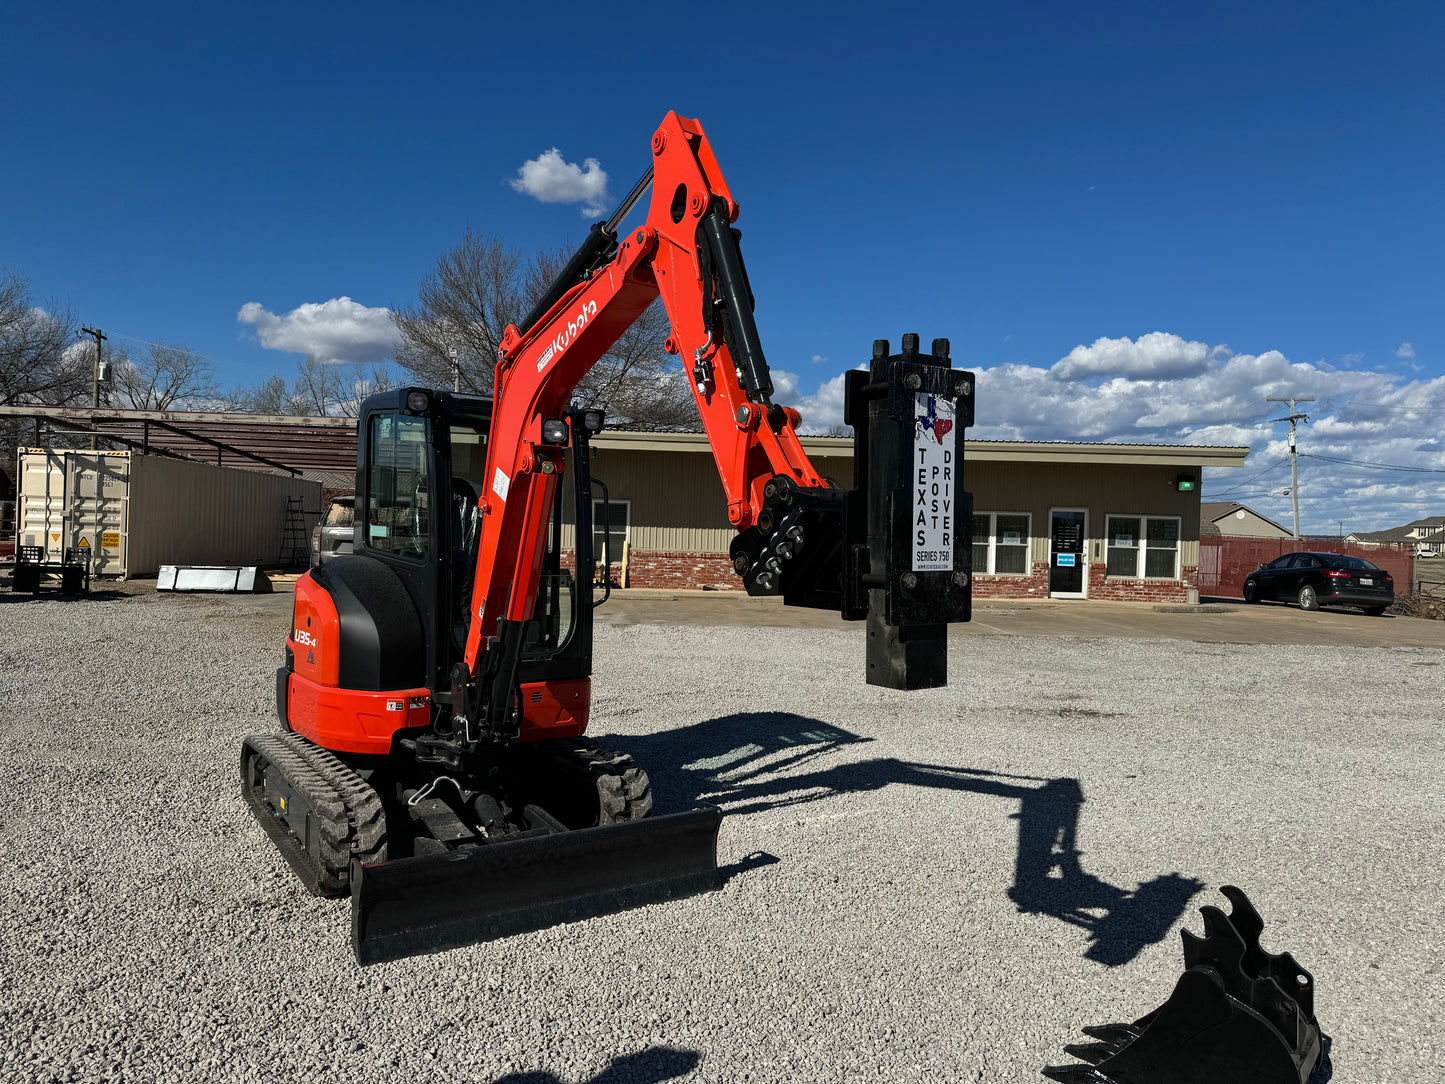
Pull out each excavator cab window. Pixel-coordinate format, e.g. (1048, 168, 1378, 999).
(522, 489, 576, 660)
(445, 415, 576, 661)
(366, 414, 431, 560)
(448, 417, 488, 652)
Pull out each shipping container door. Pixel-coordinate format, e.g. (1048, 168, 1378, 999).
(67, 452, 130, 576)
(18, 451, 68, 560)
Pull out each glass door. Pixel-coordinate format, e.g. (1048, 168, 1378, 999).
(1050, 509, 1087, 597)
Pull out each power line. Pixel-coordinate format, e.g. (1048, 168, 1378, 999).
(1301, 452, 1445, 475)
(1205, 456, 1291, 498)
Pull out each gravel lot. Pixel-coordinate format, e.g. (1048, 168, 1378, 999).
(0, 589, 1441, 1083)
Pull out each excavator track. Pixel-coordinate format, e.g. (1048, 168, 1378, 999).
(240, 731, 387, 897)
(546, 739, 654, 824)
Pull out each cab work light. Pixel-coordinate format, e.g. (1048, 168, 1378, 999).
(541, 418, 570, 445)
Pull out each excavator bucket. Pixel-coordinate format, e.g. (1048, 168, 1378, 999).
(1043, 886, 1327, 1084)
(350, 806, 722, 965)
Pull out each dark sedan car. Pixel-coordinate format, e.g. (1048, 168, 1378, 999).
(1243, 551, 1394, 614)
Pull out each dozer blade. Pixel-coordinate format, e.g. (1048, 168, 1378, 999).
(351, 806, 722, 965)
(1043, 886, 1327, 1084)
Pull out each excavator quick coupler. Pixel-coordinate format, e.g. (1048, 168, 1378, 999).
(1043, 886, 1327, 1084)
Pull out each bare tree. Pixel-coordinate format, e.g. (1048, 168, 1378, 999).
(227, 373, 291, 415)
(226, 358, 398, 417)
(391, 231, 696, 428)
(111, 340, 219, 410)
(0, 272, 86, 408)
(0, 271, 88, 476)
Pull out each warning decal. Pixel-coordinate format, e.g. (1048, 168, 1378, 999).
(101, 532, 120, 548)
(78, 537, 90, 549)
(912, 393, 956, 572)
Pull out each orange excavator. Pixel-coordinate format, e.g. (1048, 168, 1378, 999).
(241, 112, 976, 966)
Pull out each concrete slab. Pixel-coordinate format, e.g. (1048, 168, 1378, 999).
(596, 588, 1445, 650)
(133, 580, 1445, 652)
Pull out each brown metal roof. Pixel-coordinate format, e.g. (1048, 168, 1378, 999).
(0, 405, 358, 476)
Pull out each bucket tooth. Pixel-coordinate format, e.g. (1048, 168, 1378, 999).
(1041, 1066, 1106, 1083)
(1080, 1024, 1142, 1046)
(1042, 887, 1326, 1084)
(1061, 1041, 1117, 1064)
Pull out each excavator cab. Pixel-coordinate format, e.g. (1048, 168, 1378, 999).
(352, 388, 593, 707)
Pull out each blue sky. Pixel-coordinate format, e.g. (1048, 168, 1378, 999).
(3, 2, 1442, 533)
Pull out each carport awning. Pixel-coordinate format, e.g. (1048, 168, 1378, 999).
(0, 405, 358, 476)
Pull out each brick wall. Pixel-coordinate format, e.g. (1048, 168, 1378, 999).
(560, 550, 1197, 601)
(1086, 563, 1197, 603)
(559, 549, 742, 590)
(972, 562, 1051, 598)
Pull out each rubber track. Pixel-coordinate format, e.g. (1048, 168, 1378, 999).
(547, 739, 654, 824)
(240, 731, 386, 897)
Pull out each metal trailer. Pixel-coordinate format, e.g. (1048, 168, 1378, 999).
(15, 448, 321, 578)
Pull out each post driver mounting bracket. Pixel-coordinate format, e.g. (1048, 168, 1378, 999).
(843, 334, 975, 689)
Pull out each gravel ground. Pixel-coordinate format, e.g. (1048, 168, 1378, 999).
(0, 590, 1441, 1084)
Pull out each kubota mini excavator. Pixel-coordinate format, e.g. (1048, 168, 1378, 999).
(242, 111, 978, 964)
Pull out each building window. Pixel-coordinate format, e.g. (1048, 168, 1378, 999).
(1106, 515, 1180, 579)
(592, 498, 629, 565)
(971, 512, 1031, 575)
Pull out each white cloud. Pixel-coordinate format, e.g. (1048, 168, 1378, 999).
(772, 369, 856, 433)
(811, 354, 829, 365)
(788, 334, 1445, 533)
(1397, 342, 1416, 360)
(237, 297, 398, 364)
(1051, 332, 1215, 381)
(508, 148, 611, 218)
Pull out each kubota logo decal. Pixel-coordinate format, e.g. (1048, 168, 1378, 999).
(538, 299, 598, 371)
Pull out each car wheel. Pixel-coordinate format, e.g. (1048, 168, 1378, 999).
(1363, 606, 1386, 616)
(1243, 579, 1259, 603)
(1298, 584, 1320, 611)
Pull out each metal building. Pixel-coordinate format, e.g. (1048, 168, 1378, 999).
(17, 448, 320, 577)
(571, 433, 1248, 603)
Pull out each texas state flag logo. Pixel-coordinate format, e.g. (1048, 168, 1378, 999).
(916, 394, 955, 444)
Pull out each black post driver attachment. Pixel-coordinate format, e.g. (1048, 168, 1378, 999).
(731, 334, 975, 690)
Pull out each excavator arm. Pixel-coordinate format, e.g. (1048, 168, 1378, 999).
(454, 110, 974, 744)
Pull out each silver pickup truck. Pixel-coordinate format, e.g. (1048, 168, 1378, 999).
(310, 496, 355, 568)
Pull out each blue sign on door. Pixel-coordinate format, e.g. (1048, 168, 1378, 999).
(1057, 553, 1076, 567)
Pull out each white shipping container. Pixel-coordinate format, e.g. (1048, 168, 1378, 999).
(16, 449, 321, 578)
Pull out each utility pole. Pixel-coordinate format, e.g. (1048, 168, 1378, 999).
(80, 326, 108, 451)
(1268, 396, 1314, 539)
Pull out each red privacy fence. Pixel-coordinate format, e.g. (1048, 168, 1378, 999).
(1198, 537, 1416, 600)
